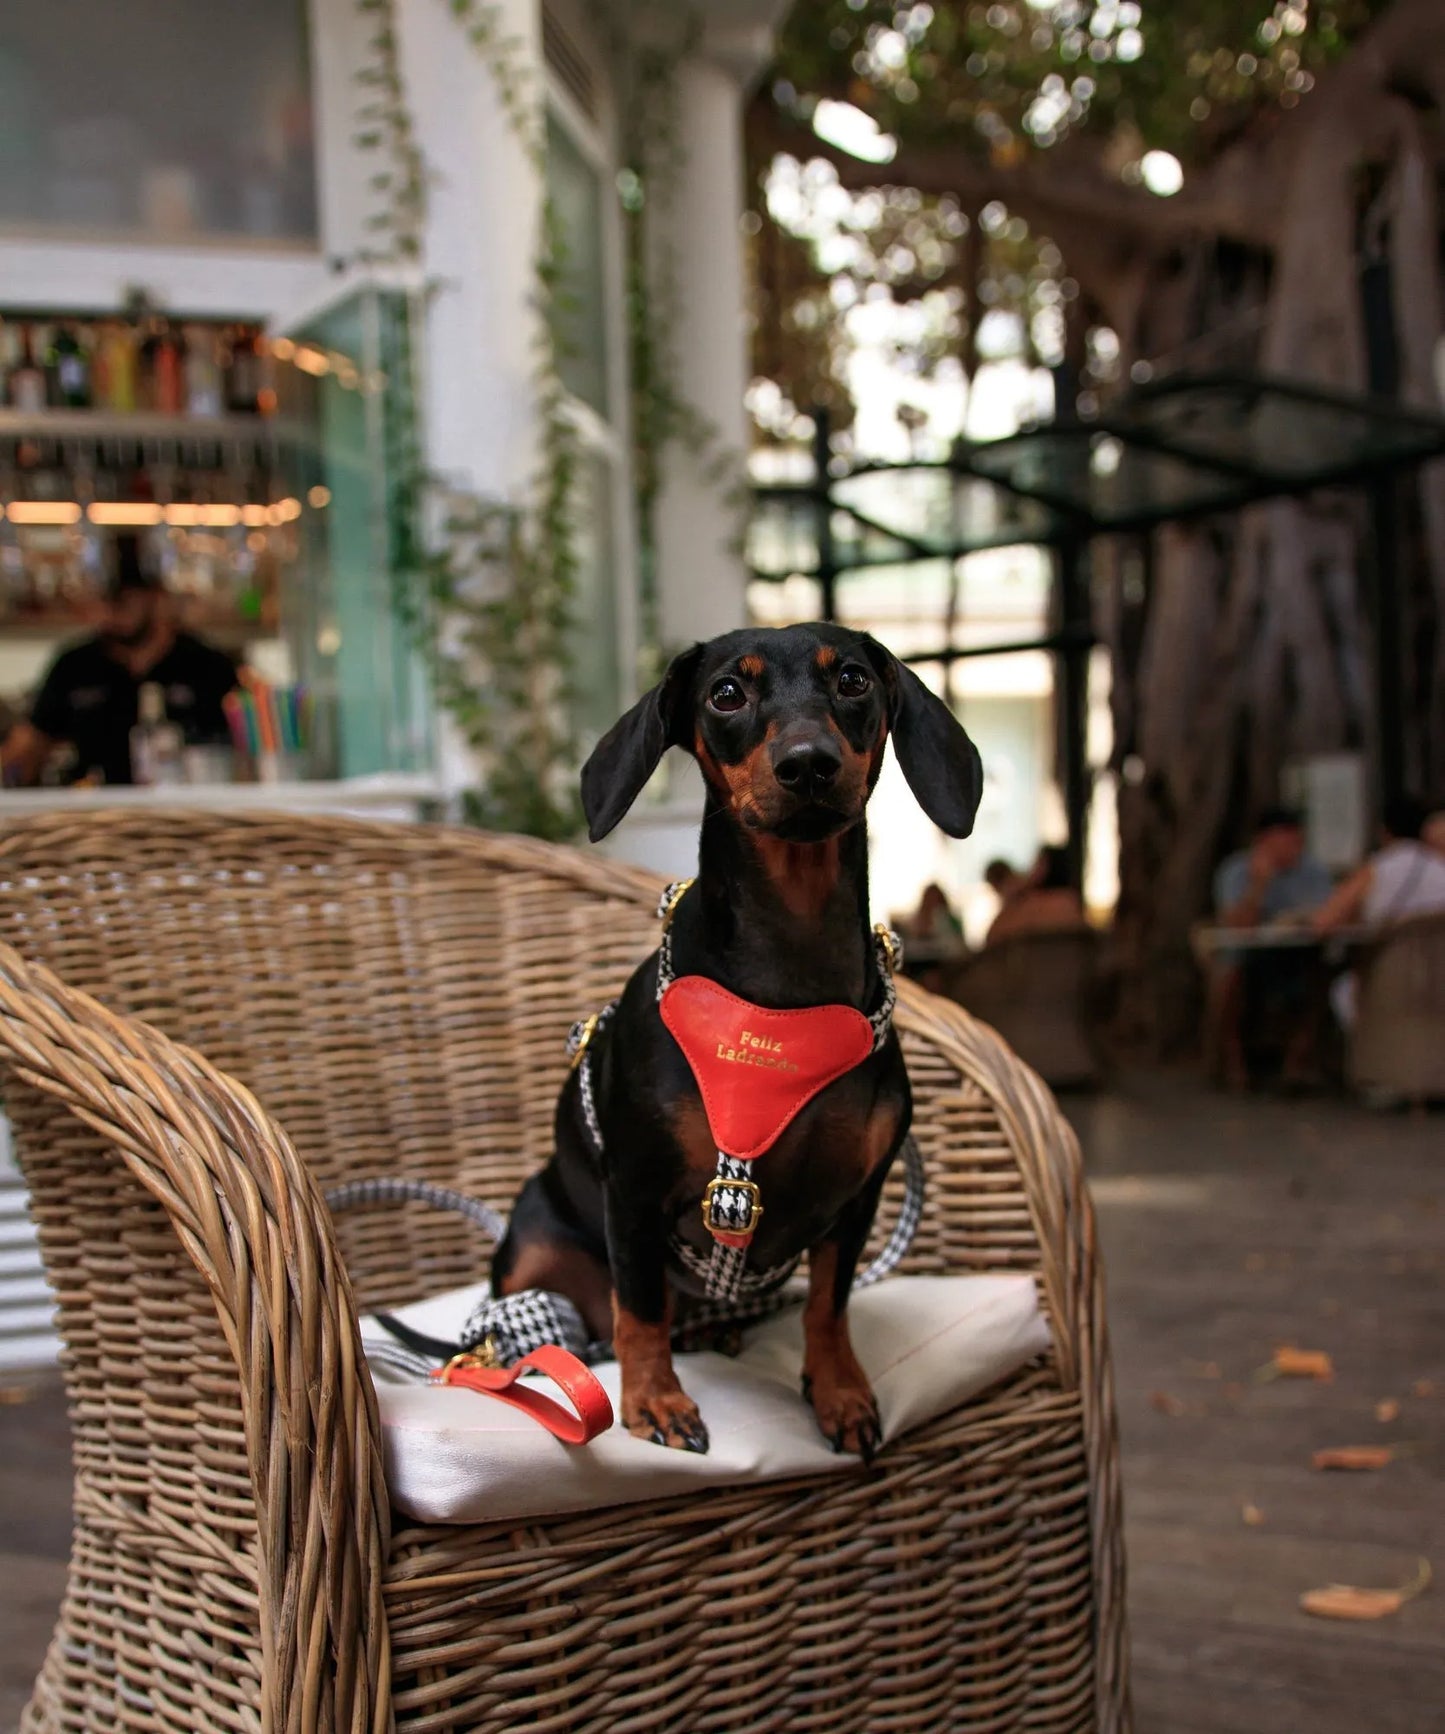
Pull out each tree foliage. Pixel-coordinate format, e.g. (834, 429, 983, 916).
(772, 0, 1379, 171)
(748, 1, 1384, 431)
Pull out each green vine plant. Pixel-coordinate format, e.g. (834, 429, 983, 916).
(611, 3, 747, 688)
(355, 0, 734, 834)
(355, 0, 583, 839)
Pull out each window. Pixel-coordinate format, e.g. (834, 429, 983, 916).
(568, 449, 621, 747)
(543, 51, 629, 760)
(545, 113, 610, 419)
(0, 0, 317, 242)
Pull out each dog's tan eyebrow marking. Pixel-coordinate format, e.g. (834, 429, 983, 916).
(815, 646, 838, 671)
(738, 654, 765, 678)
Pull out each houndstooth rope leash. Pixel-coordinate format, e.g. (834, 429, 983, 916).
(331, 883, 924, 1377)
(326, 1174, 869, 1380)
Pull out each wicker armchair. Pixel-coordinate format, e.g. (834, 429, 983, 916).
(0, 810, 1128, 1734)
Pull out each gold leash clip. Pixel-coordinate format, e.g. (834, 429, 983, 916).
(438, 1338, 501, 1380)
(874, 923, 903, 973)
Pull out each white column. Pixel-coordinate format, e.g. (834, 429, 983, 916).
(596, 48, 759, 873)
(650, 55, 752, 648)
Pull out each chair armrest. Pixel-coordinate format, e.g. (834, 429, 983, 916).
(897, 978, 1101, 1382)
(895, 978, 1126, 1702)
(0, 940, 393, 1734)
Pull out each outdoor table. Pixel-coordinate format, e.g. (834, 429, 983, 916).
(1193, 924, 1376, 1092)
(1191, 924, 1371, 963)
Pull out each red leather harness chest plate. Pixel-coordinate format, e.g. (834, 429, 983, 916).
(659, 975, 875, 1161)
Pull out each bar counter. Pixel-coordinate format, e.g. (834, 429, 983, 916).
(0, 773, 443, 825)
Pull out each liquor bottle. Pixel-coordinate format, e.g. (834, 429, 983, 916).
(94, 322, 139, 412)
(46, 324, 91, 408)
(130, 682, 185, 786)
(183, 323, 223, 417)
(8, 325, 47, 413)
(225, 325, 262, 412)
(142, 319, 184, 414)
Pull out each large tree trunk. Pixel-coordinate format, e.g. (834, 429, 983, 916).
(1107, 0, 1445, 1052)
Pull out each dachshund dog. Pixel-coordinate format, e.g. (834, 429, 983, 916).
(492, 624, 982, 1457)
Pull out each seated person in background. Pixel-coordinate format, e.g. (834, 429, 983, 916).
(987, 845, 1087, 944)
(1214, 806, 1332, 932)
(1209, 807, 1333, 1089)
(984, 857, 1025, 911)
(1, 534, 238, 788)
(905, 880, 967, 994)
(907, 881, 966, 955)
(1315, 797, 1445, 1030)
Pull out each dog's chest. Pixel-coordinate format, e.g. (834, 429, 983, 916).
(664, 1067, 903, 1255)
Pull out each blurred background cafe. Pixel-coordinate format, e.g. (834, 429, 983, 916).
(0, 0, 1443, 1084)
(0, 0, 439, 821)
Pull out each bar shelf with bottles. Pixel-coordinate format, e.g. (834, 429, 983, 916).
(0, 308, 309, 645)
(1, 309, 273, 422)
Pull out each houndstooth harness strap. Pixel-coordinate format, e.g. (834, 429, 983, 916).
(572, 879, 912, 1305)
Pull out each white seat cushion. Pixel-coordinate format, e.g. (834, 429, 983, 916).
(363, 1274, 1051, 1525)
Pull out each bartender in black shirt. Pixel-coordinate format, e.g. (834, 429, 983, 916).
(1, 535, 239, 786)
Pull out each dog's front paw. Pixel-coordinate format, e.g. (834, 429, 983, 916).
(803, 1369, 882, 1463)
(623, 1387, 710, 1453)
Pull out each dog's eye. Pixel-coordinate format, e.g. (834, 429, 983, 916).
(709, 678, 747, 713)
(837, 666, 872, 698)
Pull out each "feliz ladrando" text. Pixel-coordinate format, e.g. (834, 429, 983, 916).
(715, 1028, 800, 1073)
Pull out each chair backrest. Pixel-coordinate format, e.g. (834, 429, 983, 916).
(953, 927, 1098, 999)
(0, 810, 662, 1308)
(945, 927, 1101, 1086)
(1351, 910, 1445, 1097)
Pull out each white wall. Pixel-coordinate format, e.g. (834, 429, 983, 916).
(388, 0, 548, 796)
(398, 0, 542, 501)
(0, 235, 330, 325)
(308, 0, 387, 268)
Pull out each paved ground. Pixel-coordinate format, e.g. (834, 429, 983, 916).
(1067, 1076, 1445, 1734)
(1, 1076, 1441, 1731)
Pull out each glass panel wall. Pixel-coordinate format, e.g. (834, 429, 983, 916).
(0, 0, 317, 243)
(283, 289, 432, 779)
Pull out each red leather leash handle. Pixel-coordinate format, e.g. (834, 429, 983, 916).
(436, 1344, 614, 1445)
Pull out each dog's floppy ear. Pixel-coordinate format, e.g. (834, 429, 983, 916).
(862, 635, 983, 838)
(580, 645, 703, 842)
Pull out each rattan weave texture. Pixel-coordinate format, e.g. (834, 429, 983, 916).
(0, 811, 1128, 1734)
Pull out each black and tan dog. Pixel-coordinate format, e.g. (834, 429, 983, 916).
(492, 623, 982, 1458)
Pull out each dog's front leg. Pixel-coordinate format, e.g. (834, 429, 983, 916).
(607, 1192, 709, 1453)
(802, 1169, 889, 1463)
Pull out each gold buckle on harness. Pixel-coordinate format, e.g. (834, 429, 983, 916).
(701, 1175, 763, 1239)
(568, 1013, 600, 1071)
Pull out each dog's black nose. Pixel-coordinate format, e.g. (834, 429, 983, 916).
(772, 737, 842, 795)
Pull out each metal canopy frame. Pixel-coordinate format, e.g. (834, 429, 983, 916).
(747, 373, 1445, 886)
